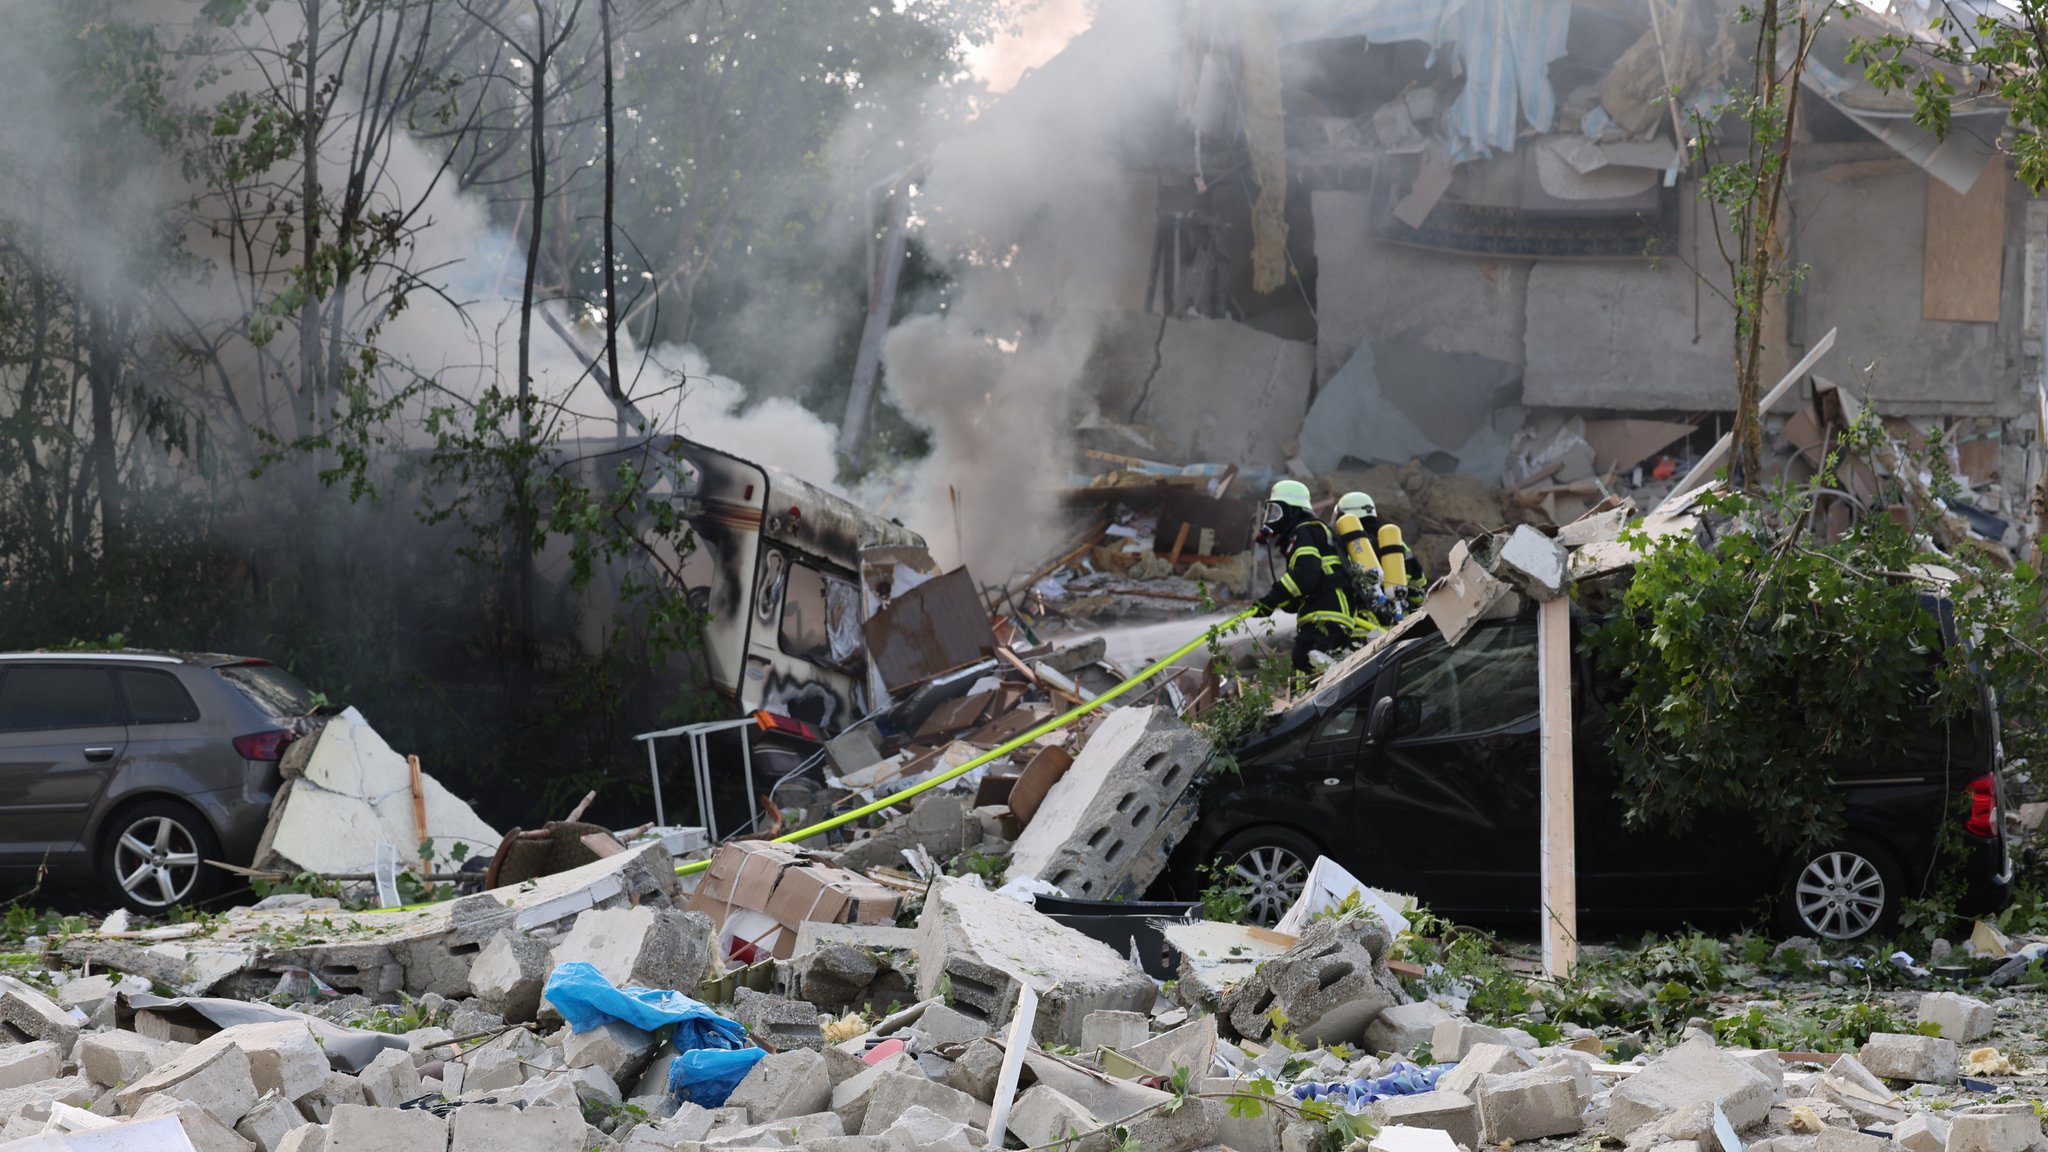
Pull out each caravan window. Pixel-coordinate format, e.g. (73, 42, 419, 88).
(779, 562, 864, 672)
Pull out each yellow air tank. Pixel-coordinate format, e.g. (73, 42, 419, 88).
(1376, 523, 1408, 590)
(1335, 513, 1381, 583)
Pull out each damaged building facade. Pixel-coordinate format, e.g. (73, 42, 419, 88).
(938, 0, 2039, 573)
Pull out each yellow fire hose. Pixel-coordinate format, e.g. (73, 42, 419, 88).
(674, 606, 1259, 876)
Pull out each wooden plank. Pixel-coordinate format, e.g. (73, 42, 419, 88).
(1924, 158, 2005, 323)
(407, 755, 431, 890)
(864, 567, 996, 693)
(1167, 523, 1190, 565)
(1537, 595, 1577, 978)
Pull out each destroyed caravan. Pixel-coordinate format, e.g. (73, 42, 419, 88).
(1176, 592, 2014, 942)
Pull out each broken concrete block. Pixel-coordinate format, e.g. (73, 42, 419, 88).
(357, 1047, 423, 1108)
(56, 972, 150, 1015)
(1217, 916, 1406, 1047)
(548, 907, 715, 998)
(1365, 1001, 1454, 1056)
(714, 1112, 846, 1147)
(725, 1049, 831, 1122)
(1010, 1084, 1097, 1148)
(879, 1104, 976, 1152)
(565, 1020, 657, 1085)
(566, 1063, 621, 1107)
(1606, 1038, 1778, 1139)
(1476, 1066, 1583, 1144)
(295, 1071, 364, 1124)
(1435, 1044, 1534, 1098)
(855, 1070, 990, 1136)
(325, 1101, 447, 1150)
(0, 974, 79, 1049)
(792, 922, 918, 1011)
(830, 1052, 914, 1132)
(1127, 1014, 1217, 1080)
(1431, 1019, 1515, 1062)
(451, 1101, 584, 1152)
(1080, 1010, 1149, 1052)
(1005, 706, 1209, 900)
(1372, 1089, 1481, 1149)
(945, 1038, 1006, 1102)
(469, 932, 554, 1023)
(118, 1035, 259, 1126)
(1204, 1078, 1283, 1152)
(1947, 1104, 2044, 1152)
(1917, 992, 1996, 1044)
(916, 1002, 993, 1046)
(80, 1030, 185, 1089)
(1371, 1126, 1462, 1152)
(225, 1021, 334, 1103)
(135, 1094, 259, 1152)
(1858, 1032, 1959, 1085)
(915, 877, 1153, 1047)
(237, 1092, 310, 1152)
(1893, 1112, 1950, 1152)
(0, 1038, 61, 1091)
(730, 988, 825, 1051)
(277, 1126, 327, 1152)
(1814, 1128, 1891, 1152)
(1495, 525, 1568, 600)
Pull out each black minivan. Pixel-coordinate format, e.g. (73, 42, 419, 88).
(1175, 606, 2013, 941)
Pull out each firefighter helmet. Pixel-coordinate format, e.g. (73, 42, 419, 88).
(1335, 491, 1377, 519)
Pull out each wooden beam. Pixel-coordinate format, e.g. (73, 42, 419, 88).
(1537, 595, 1577, 979)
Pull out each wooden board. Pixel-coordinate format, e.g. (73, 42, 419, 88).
(1537, 595, 1577, 978)
(1924, 159, 2006, 323)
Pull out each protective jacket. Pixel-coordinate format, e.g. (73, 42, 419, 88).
(1257, 518, 1367, 635)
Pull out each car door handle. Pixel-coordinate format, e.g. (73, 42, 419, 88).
(82, 747, 115, 762)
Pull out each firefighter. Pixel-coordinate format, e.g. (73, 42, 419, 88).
(1334, 491, 1427, 604)
(1252, 480, 1366, 673)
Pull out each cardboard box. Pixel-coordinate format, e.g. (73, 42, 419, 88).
(764, 865, 902, 930)
(692, 841, 800, 913)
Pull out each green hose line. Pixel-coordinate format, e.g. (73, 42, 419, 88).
(675, 606, 1259, 876)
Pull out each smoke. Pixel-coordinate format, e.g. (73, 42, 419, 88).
(877, 0, 1183, 577)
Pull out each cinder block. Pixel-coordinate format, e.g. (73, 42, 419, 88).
(0, 1039, 61, 1091)
(0, 975, 79, 1050)
(1431, 1019, 1515, 1062)
(945, 1038, 1006, 1103)
(1916, 992, 1996, 1044)
(725, 1049, 830, 1121)
(729, 988, 825, 1051)
(854, 1070, 990, 1136)
(325, 1101, 447, 1150)
(1475, 1067, 1583, 1144)
(450, 1101, 584, 1152)
(1004, 706, 1209, 900)
(1858, 1032, 1958, 1085)
(915, 878, 1153, 1047)
(1216, 916, 1406, 1047)
(80, 1030, 186, 1089)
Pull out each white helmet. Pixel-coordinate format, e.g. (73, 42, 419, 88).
(1335, 491, 1377, 519)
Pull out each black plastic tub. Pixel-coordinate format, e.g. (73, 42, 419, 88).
(1034, 896, 1200, 981)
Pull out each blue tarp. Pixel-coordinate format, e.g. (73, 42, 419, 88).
(541, 962, 765, 1106)
(1293, 1062, 1449, 1112)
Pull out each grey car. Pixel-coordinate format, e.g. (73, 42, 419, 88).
(0, 651, 319, 913)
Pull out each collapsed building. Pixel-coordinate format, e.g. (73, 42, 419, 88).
(871, 0, 2038, 626)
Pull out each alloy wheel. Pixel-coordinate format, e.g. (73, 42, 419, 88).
(1232, 844, 1308, 926)
(113, 815, 202, 909)
(1794, 850, 1887, 940)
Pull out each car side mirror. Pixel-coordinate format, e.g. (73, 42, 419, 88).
(1366, 696, 1394, 743)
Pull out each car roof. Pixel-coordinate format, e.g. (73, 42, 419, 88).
(0, 650, 260, 668)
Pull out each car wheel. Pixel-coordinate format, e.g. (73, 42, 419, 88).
(1776, 838, 1903, 942)
(1213, 826, 1320, 927)
(101, 800, 221, 914)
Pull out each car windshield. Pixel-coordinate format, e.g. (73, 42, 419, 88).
(217, 662, 318, 718)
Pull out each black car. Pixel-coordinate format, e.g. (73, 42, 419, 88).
(1174, 607, 2012, 941)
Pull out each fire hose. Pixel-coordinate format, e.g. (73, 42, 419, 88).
(674, 606, 1260, 876)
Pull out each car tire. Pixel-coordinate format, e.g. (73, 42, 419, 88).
(100, 800, 222, 915)
(1774, 837, 1904, 942)
(1210, 825, 1322, 928)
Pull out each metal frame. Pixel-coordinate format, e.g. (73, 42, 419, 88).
(633, 718, 756, 840)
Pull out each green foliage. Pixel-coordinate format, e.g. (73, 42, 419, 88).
(1196, 858, 1252, 925)
(1195, 610, 1296, 771)
(1396, 911, 1536, 1024)
(954, 850, 1009, 888)
(1713, 999, 1935, 1053)
(1850, 3, 2048, 193)
(1584, 483, 1948, 851)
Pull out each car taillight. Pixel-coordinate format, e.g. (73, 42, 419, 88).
(754, 711, 821, 742)
(1965, 773, 1998, 838)
(233, 730, 293, 762)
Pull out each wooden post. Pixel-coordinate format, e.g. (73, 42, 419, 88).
(407, 754, 431, 893)
(1537, 595, 1577, 978)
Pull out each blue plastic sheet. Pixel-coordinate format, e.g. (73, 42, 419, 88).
(541, 962, 762, 1106)
(1293, 1062, 1448, 1112)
